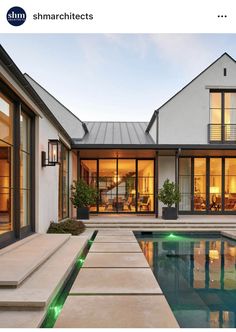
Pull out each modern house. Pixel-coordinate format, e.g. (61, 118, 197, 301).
(1, 44, 236, 248)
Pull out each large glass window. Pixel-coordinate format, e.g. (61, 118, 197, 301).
(81, 158, 154, 213)
(210, 91, 236, 142)
(20, 111, 31, 228)
(118, 160, 136, 212)
(209, 158, 222, 211)
(58, 143, 69, 220)
(179, 157, 236, 214)
(0, 93, 13, 234)
(179, 158, 191, 211)
(137, 160, 154, 212)
(81, 160, 97, 212)
(225, 159, 236, 211)
(98, 159, 116, 212)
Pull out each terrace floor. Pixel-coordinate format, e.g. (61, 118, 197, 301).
(83, 214, 236, 231)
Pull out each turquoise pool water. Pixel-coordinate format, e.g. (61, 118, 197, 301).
(136, 232, 236, 328)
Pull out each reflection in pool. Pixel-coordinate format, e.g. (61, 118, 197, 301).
(136, 232, 236, 328)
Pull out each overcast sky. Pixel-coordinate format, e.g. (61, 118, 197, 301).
(1, 34, 236, 122)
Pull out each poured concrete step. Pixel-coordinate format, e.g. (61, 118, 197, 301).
(0, 236, 88, 308)
(70, 268, 162, 294)
(85, 223, 236, 229)
(83, 252, 149, 268)
(0, 233, 70, 287)
(55, 295, 179, 328)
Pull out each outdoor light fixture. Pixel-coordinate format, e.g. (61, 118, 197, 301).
(42, 139, 61, 167)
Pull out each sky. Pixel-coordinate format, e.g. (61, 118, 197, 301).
(0, 34, 236, 122)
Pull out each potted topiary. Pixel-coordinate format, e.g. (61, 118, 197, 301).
(70, 179, 97, 220)
(158, 179, 181, 220)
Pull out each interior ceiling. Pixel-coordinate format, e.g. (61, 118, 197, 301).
(81, 159, 153, 173)
(78, 149, 157, 158)
(76, 148, 236, 159)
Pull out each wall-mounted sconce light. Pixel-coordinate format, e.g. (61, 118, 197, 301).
(42, 139, 61, 167)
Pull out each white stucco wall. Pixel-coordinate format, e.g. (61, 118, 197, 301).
(158, 156, 176, 214)
(149, 117, 157, 143)
(156, 54, 236, 144)
(36, 117, 61, 232)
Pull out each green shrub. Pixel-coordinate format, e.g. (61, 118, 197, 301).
(71, 179, 97, 208)
(47, 219, 85, 235)
(158, 179, 181, 208)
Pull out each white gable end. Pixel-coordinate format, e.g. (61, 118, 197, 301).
(158, 54, 236, 144)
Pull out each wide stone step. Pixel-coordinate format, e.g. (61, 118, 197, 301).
(0, 233, 70, 287)
(84, 223, 236, 229)
(0, 309, 46, 328)
(0, 236, 88, 309)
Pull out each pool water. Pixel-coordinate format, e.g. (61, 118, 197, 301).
(136, 232, 236, 328)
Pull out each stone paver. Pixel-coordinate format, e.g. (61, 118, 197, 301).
(97, 230, 134, 236)
(90, 242, 141, 253)
(0, 237, 88, 308)
(94, 235, 136, 243)
(54, 295, 179, 328)
(83, 252, 149, 268)
(70, 268, 162, 294)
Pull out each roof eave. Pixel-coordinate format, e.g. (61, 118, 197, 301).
(0, 45, 72, 144)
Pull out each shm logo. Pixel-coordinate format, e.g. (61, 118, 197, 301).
(7, 7, 26, 26)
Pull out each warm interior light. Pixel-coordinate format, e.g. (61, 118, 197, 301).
(209, 249, 219, 261)
(210, 186, 220, 194)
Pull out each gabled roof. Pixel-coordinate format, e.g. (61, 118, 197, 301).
(73, 121, 155, 146)
(0, 45, 72, 142)
(146, 52, 236, 133)
(24, 74, 88, 140)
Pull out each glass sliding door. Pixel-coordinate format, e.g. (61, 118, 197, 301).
(225, 159, 236, 211)
(137, 160, 154, 212)
(81, 160, 97, 212)
(81, 158, 155, 213)
(194, 158, 206, 212)
(117, 160, 136, 212)
(179, 158, 191, 211)
(0, 93, 13, 235)
(209, 158, 222, 212)
(98, 159, 116, 212)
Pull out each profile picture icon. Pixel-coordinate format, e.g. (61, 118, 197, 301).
(6, 7, 26, 26)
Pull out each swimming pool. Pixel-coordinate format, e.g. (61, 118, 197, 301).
(136, 232, 236, 328)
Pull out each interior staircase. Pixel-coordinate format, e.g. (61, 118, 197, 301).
(0, 232, 92, 328)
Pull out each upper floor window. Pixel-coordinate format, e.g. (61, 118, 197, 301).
(209, 91, 236, 143)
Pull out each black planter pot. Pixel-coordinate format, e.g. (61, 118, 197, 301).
(77, 207, 90, 220)
(162, 207, 178, 220)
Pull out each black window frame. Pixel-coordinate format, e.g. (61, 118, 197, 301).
(0, 79, 35, 248)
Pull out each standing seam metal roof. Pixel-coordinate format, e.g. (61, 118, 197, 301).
(73, 121, 155, 145)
